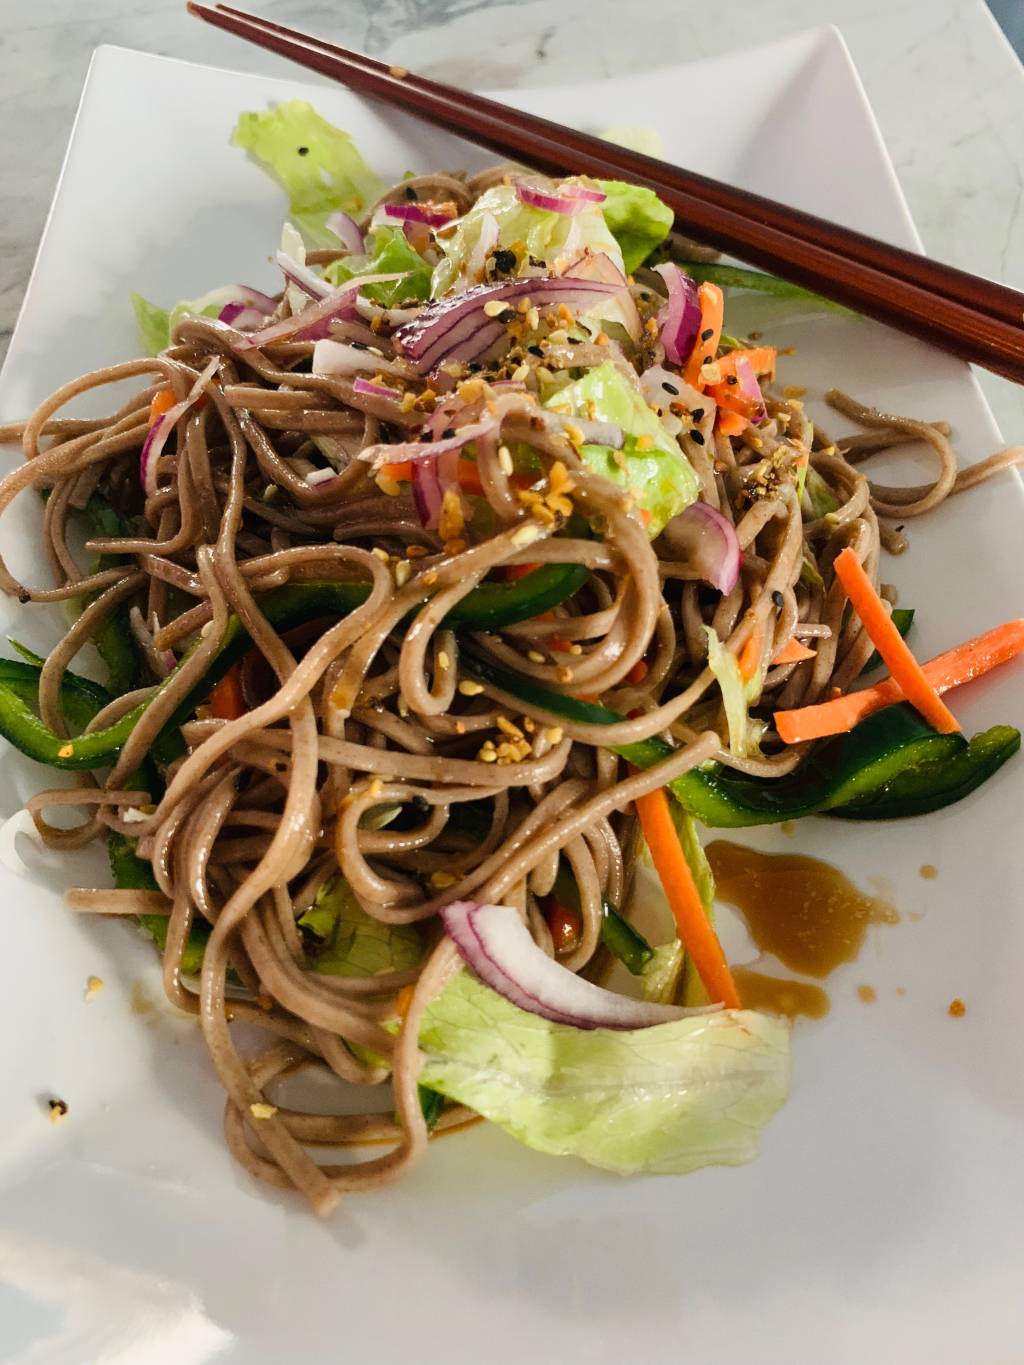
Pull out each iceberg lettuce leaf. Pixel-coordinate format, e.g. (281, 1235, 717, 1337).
(596, 179, 674, 273)
(299, 874, 422, 977)
(232, 100, 385, 248)
(323, 225, 432, 306)
(544, 361, 698, 535)
(704, 625, 767, 759)
(419, 970, 790, 1175)
(431, 182, 625, 296)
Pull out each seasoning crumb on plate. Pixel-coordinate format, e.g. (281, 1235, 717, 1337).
(856, 984, 876, 1003)
(250, 1102, 278, 1120)
(47, 1097, 68, 1124)
(85, 975, 104, 1000)
(948, 998, 967, 1018)
(919, 864, 938, 880)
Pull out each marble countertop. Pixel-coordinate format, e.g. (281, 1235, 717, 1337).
(1, 0, 1021, 437)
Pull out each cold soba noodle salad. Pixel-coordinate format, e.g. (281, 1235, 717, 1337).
(1, 103, 1022, 1214)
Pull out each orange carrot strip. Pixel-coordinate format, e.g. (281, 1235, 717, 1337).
(716, 409, 747, 437)
(633, 786, 741, 1008)
(456, 458, 484, 495)
(503, 563, 539, 581)
(208, 664, 245, 721)
(833, 547, 959, 735)
(773, 637, 816, 665)
(683, 282, 725, 388)
(626, 658, 649, 686)
(395, 984, 416, 1020)
(380, 460, 413, 482)
(738, 622, 764, 681)
(714, 346, 777, 380)
(148, 389, 176, 426)
(775, 618, 1024, 744)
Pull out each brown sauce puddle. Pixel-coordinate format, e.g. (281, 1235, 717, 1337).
(707, 841, 899, 1020)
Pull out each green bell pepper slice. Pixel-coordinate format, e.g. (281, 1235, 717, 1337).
(460, 648, 1017, 826)
(0, 562, 587, 772)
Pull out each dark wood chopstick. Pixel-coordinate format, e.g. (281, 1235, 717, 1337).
(188, 2, 1024, 385)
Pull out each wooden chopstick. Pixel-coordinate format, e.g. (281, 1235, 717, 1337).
(188, 2, 1024, 385)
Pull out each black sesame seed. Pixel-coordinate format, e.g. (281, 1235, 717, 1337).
(17, 588, 31, 604)
(690, 430, 706, 446)
(498, 308, 516, 324)
(404, 185, 419, 200)
(411, 794, 430, 813)
(297, 146, 309, 156)
(702, 355, 712, 366)
(48, 1097, 68, 1118)
(442, 428, 456, 439)
(662, 381, 679, 395)
(895, 523, 905, 532)
(771, 590, 784, 609)
(726, 375, 738, 386)
(492, 248, 517, 273)
(350, 340, 369, 351)
(528, 344, 544, 357)
(701, 328, 714, 342)
(691, 407, 705, 421)
(468, 361, 483, 373)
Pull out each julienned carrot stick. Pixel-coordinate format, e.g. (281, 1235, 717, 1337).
(775, 617, 1024, 744)
(773, 637, 816, 665)
(714, 346, 777, 380)
(633, 786, 741, 1009)
(683, 282, 725, 388)
(833, 547, 959, 735)
(148, 389, 176, 426)
(209, 663, 245, 721)
(739, 623, 763, 681)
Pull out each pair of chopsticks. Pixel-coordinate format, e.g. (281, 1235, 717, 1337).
(188, 2, 1024, 385)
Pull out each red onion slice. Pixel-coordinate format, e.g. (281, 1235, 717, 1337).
(659, 501, 742, 595)
(239, 273, 409, 349)
(359, 414, 499, 470)
(514, 179, 606, 215)
(311, 338, 409, 381)
(304, 467, 339, 488)
(442, 900, 710, 1030)
(652, 264, 702, 365)
(326, 211, 365, 254)
(275, 249, 332, 301)
(411, 456, 444, 527)
(383, 200, 457, 228)
(394, 274, 625, 373)
(138, 357, 219, 498)
(352, 376, 403, 402)
(218, 302, 273, 330)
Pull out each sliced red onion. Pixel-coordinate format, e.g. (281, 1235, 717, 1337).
(653, 264, 702, 366)
(326, 211, 365, 254)
(159, 649, 177, 676)
(383, 201, 457, 228)
(275, 249, 332, 301)
(359, 414, 499, 470)
(352, 376, 403, 402)
(138, 357, 219, 498)
(514, 179, 606, 215)
(240, 273, 408, 349)
(304, 467, 339, 487)
(411, 456, 444, 527)
(218, 302, 274, 330)
(563, 249, 627, 287)
(394, 274, 626, 373)
(311, 338, 409, 381)
(733, 353, 767, 423)
(659, 500, 742, 595)
(442, 900, 710, 1030)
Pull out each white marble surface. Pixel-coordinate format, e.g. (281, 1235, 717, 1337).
(1, 0, 1021, 437)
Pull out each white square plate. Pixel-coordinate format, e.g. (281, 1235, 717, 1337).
(1, 30, 1022, 1365)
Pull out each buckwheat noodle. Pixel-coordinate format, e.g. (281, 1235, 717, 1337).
(1, 166, 1020, 1215)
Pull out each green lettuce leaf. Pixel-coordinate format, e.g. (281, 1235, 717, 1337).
(130, 286, 252, 356)
(299, 873, 422, 977)
(431, 181, 626, 297)
(640, 940, 685, 1003)
(704, 624, 766, 759)
(323, 225, 432, 307)
(544, 361, 698, 535)
(595, 179, 674, 273)
(600, 125, 665, 158)
(232, 100, 385, 248)
(419, 970, 790, 1175)
(803, 464, 840, 518)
